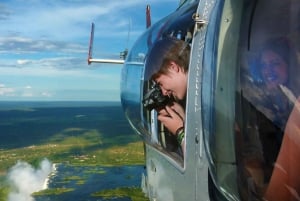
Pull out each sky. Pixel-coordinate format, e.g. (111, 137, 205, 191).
(0, 0, 178, 101)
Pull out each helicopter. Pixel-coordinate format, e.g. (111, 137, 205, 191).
(88, 0, 300, 200)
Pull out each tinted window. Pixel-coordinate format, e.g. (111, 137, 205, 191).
(236, 0, 300, 200)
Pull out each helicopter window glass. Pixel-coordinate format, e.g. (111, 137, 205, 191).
(235, 0, 300, 200)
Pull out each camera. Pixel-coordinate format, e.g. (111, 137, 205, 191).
(143, 81, 174, 111)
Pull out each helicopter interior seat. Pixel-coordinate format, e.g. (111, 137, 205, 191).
(235, 95, 265, 199)
(235, 96, 282, 199)
(237, 98, 300, 200)
(264, 101, 300, 200)
(158, 125, 184, 158)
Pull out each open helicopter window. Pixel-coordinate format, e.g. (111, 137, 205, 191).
(142, 36, 191, 165)
(121, 0, 197, 168)
(235, 0, 300, 200)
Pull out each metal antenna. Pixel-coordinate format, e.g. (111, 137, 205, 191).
(120, 18, 131, 60)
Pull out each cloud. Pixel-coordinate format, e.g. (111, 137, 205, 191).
(0, 83, 54, 99)
(0, 56, 87, 71)
(1, 1, 146, 40)
(22, 86, 34, 97)
(41, 91, 52, 97)
(0, 0, 177, 101)
(0, 36, 86, 55)
(0, 84, 15, 96)
(17, 60, 32, 65)
(0, 0, 177, 63)
(19, 57, 87, 70)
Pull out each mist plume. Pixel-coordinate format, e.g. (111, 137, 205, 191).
(7, 158, 53, 201)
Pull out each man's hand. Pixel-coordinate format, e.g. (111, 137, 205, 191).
(170, 102, 185, 121)
(158, 105, 184, 135)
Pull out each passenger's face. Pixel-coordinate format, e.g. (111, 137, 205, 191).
(155, 62, 187, 101)
(260, 50, 288, 90)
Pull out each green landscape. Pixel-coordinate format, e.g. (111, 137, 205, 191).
(0, 102, 148, 201)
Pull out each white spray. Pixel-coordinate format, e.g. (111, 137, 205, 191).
(7, 158, 54, 201)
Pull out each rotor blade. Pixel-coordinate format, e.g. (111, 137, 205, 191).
(146, 5, 151, 28)
(87, 22, 95, 65)
(88, 58, 124, 64)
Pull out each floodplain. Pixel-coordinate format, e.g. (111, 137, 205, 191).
(0, 101, 148, 201)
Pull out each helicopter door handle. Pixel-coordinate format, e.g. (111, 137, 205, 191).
(193, 13, 207, 31)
